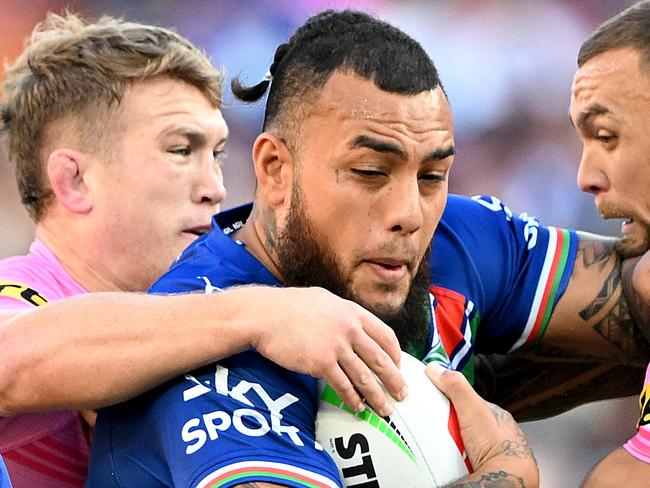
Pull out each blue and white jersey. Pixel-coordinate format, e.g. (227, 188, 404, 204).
(86, 217, 342, 488)
(86, 194, 578, 487)
(426, 195, 577, 381)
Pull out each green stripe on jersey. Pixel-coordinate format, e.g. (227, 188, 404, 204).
(536, 228, 571, 343)
(207, 470, 324, 488)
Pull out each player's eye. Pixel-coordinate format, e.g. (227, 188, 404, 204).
(419, 173, 446, 183)
(169, 146, 191, 156)
(594, 129, 617, 147)
(351, 168, 387, 178)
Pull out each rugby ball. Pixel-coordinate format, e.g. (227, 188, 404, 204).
(316, 352, 471, 487)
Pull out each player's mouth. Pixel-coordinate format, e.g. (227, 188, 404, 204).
(621, 217, 640, 236)
(362, 258, 411, 283)
(182, 224, 212, 238)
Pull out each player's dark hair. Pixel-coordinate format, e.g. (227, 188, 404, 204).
(578, 0, 650, 68)
(231, 9, 443, 132)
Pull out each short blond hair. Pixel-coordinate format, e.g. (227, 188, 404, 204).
(1, 12, 223, 221)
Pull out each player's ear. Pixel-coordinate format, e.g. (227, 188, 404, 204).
(252, 132, 294, 207)
(46, 148, 93, 214)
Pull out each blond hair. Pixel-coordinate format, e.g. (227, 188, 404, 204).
(1, 12, 223, 221)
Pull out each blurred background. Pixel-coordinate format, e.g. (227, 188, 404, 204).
(0, 0, 640, 486)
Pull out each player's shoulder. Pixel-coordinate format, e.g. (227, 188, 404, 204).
(442, 194, 519, 225)
(0, 248, 67, 307)
(151, 203, 276, 294)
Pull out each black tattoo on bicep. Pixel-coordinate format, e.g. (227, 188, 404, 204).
(580, 238, 613, 270)
(579, 264, 620, 321)
(591, 291, 640, 355)
(445, 471, 526, 487)
(575, 237, 648, 361)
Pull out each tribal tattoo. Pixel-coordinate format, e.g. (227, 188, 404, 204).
(446, 471, 527, 488)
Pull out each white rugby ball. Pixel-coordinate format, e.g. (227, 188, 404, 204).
(316, 352, 471, 487)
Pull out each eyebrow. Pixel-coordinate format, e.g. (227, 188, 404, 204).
(160, 126, 228, 147)
(349, 135, 455, 164)
(350, 135, 407, 158)
(421, 146, 455, 163)
(570, 104, 610, 129)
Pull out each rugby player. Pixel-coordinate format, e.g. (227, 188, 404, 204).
(86, 10, 543, 486)
(566, 1, 650, 485)
(0, 13, 406, 487)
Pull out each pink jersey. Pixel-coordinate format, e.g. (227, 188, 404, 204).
(624, 363, 650, 464)
(0, 239, 89, 487)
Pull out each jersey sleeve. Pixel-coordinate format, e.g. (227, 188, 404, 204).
(89, 354, 342, 488)
(624, 364, 650, 464)
(430, 194, 578, 353)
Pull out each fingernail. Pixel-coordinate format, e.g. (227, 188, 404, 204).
(398, 385, 409, 401)
(426, 362, 444, 379)
(356, 401, 366, 413)
(380, 402, 393, 416)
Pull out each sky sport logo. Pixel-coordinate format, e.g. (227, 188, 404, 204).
(180, 365, 305, 455)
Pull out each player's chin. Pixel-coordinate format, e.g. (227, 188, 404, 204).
(616, 232, 650, 258)
(356, 288, 408, 320)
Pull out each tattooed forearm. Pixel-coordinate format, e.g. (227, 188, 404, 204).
(490, 405, 535, 459)
(445, 471, 526, 487)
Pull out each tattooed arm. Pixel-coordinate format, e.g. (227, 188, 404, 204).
(538, 232, 649, 364)
(475, 232, 649, 420)
(427, 364, 539, 488)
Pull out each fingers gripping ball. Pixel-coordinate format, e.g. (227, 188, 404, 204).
(316, 352, 471, 487)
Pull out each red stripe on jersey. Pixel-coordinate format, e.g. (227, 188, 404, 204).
(4, 448, 86, 487)
(21, 442, 88, 476)
(526, 229, 564, 344)
(447, 405, 473, 473)
(430, 285, 466, 358)
(39, 435, 89, 466)
(204, 464, 332, 487)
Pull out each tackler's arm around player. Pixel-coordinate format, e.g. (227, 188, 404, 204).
(427, 363, 539, 488)
(476, 232, 650, 420)
(0, 286, 405, 417)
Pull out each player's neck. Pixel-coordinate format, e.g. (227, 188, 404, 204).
(35, 223, 124, 292)
(234, 209, 284, 282)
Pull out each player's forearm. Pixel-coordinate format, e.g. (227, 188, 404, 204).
(580, 448, 650, 488)
(0, 289, 261, 415)
(445, 463, 535, 488)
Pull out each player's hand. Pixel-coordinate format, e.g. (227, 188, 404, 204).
(250, 286, 405, 416)
(425, 363, 539, 488)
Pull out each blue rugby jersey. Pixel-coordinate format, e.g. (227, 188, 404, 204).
(427, 195, 577, 381)
(86, 219, 342, 488)
(86, 194, 577, 487)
